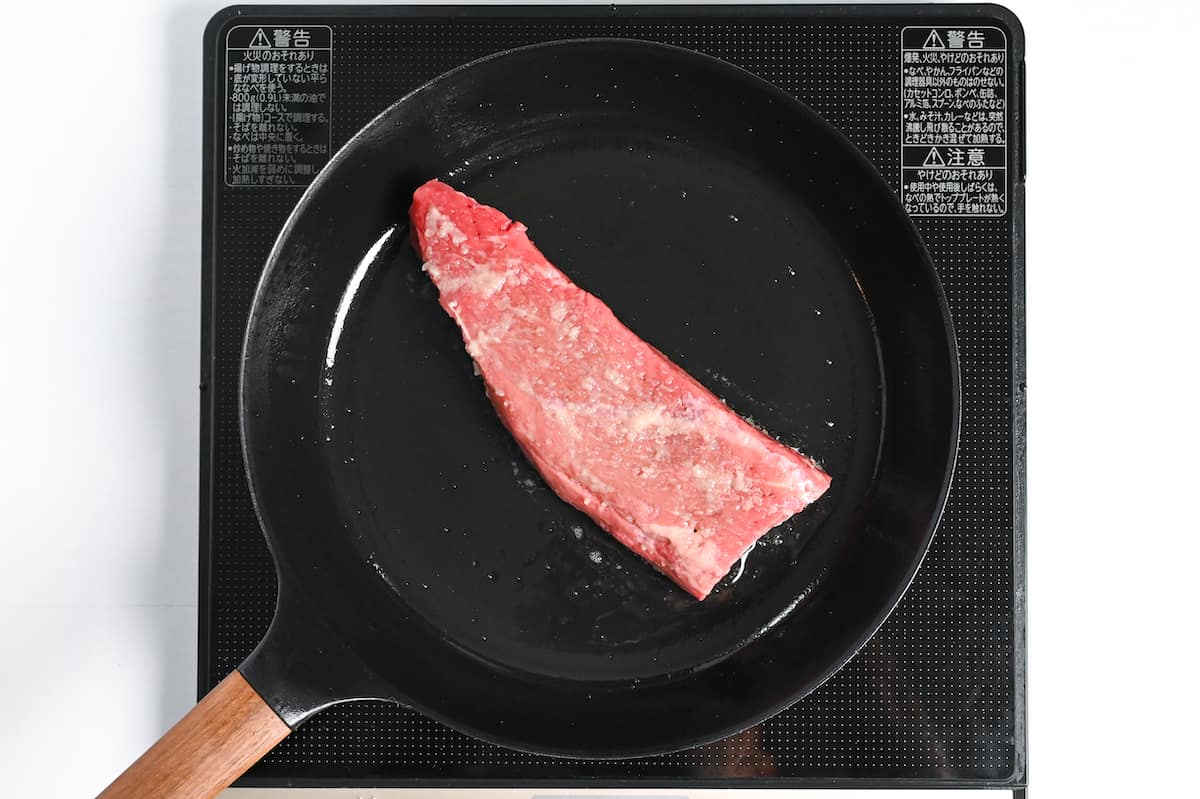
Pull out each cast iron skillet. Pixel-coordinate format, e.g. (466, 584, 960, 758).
(99, 39, 958, 798)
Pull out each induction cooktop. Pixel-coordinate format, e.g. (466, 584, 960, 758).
(200, 4, 1026, 795)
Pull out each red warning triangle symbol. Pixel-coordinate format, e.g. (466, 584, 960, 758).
(923, 30, 946, 49)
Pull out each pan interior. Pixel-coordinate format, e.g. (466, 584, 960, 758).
(319, 124, 883, 683)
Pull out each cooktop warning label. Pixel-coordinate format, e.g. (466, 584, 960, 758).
(901, 26, 1007, 217)
(224, 25, 332, 187)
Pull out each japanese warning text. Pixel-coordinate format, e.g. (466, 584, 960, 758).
(225, 26, 332, 187)
(901, 26, 1007, 217)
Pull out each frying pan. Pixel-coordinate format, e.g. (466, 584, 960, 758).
(99, 39, 958, 798)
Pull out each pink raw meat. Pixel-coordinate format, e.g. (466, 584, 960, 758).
(410, 179, 831, 600)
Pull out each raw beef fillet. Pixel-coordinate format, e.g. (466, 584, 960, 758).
(410, 179, 831, 600)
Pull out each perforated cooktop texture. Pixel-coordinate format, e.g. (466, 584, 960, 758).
(201, 4, 1025, 789)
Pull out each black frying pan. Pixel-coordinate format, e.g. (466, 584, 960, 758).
(99, 39, 958, 799)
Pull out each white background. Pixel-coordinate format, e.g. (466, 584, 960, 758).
(1, 0, 1197, 796)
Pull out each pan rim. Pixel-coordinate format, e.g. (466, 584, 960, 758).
(239, 36, 961, 758)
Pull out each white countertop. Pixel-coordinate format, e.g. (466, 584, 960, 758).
(1, 0, 1198, 797)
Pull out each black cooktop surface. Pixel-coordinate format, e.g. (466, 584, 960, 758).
(200, 3, 1025, 790)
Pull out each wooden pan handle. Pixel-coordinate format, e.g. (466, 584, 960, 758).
(96, 671, 290, 799)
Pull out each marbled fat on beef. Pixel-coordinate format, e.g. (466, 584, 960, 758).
(410, 180, 831, 600)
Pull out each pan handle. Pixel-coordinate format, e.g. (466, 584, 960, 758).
(95, 670, 290, 799)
